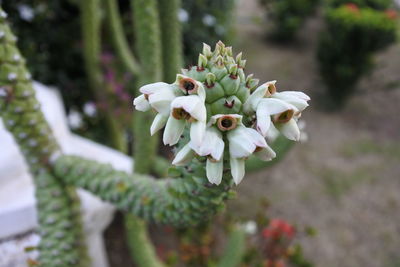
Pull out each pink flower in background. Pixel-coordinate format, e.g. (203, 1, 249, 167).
(385, 9, 397, 20)
(344, 3, 359, 13)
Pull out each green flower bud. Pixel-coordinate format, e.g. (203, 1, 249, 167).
(210, 95, 242, 115)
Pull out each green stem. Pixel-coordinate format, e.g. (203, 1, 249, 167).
(80, 0, 126, 152)
(104, 0, 140, 76)
(52, 155, 235, 226)
(217, 227, 246, 267)
(158, 0, 183, 82)
(0, 11, 89, 266)
(126, 0, 164, 265)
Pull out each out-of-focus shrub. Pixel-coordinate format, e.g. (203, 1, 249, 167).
(181, 0, 235, 65)
(329, 0, 392, 10)
(260, 0, 320, 41)
(317, 4, 397, 106)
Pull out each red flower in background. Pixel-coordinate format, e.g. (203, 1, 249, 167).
(262, 219, 295, 241)
(385, 9, 397, 20)
(261, 219, 296, 267)
(344, 3, 359, 13)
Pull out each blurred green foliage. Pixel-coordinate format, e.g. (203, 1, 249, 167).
(181, 0, 235, 65)
(260, 0, 319, 41)
(317, 4, 397, 106)
(329, 0, 392, 10)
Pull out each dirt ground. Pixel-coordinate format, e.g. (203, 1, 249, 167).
(231, 0, 400, 266)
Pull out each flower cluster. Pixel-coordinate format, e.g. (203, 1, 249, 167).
(262, 219, 296, 267)
(133, 41, 310, 185)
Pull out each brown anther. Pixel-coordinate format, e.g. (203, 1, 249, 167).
(217, 115, 238, 131)
(205, 82, 214, 89)
(273, 109, 294, 124)
(229, 74, 238, 79)
(207, 155, 218, 163)
(254, 146, 263, 153)
(224, 99, 235, 108)
(196, 66, 205, 72)
(144, 94, 149, 100)
(172, 108, 192, 121)
(264, 83, 277, 97)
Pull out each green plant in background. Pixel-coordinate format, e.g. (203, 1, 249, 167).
(260, 0, 320, 41)
(328, 0, 392, 9)
(181, 0, 236, 64)
(317, 1, 397, 107)
(0, 1, 311, 266)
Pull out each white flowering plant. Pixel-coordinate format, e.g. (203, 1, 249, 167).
(134, 41, 310, 186)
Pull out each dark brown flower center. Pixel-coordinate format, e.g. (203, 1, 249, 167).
(217, 116, 238, 131)
(172, 108, 194, 122)
(273, 109, 294, 124)
(179, 78, 197, 94)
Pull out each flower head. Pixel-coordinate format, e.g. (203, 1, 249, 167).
(133, 41, 310, 185)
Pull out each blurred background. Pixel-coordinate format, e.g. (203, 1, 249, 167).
(2, 0, 400, 266)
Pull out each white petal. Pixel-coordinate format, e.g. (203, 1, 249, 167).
(256, 106, 271, 137)
(190, 121, 206, 149)
(243, 81, 276, 114)
(273, 92, 309, 112)
(148, 89, 176, 116)
(163, 116, 186, 146)
(275, 91, 310, 101)
(228, 126, 256, 158)
(195, 81, 206, 102)
(206, 158, 224, 185)
(230, 157, 246, 185)
(171, 95, 206, 122)
(258, 98, 292, 115)
(192, 127, 224, 161)
(255, 98, 292, 136)
(139, 82, 171, 95)
(278, 118, 300, 141)
(150, 114, 168, 135)
(172, 143, 195, 166)
(255, 144, 276, 161)
(133, 94, 150, 112)
(245, 128, 268, 148)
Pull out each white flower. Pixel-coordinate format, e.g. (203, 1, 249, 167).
(178, 8, 189, 22)
(83, 102, 97, 117)
(202, 14, 216, 26)
(210, 114, 276, 185)
(243, 81, 310, 141)
(67, 109, 83, 130)
(242, 221, 257, 235)
(191, 127, 225, 185)
(172, 143, 195, 166)
(163, 95, 206, 147)
(139, 82, 177, 116)
(17, 4, 34, 22)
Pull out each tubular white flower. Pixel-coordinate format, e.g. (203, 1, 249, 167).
(148, 88, 176, 116)
(230, 157, 245, 185)
(150, 114, 168, 136)
(171, 95, 207, 122)
(133, 94, 150, 112)
(172, 143, 195, 166)
(227, 126, 271, 159)
(191, 127, 224, 161)
(175, 74, 206, 101)
(170, 95, 207, 148)
(139, 82, 171, 95)
(255, 98, 292, 137)
(163, 116, 186, 146)
(243, 81, 277, 114)
(206, 159, 224, 185)
(276, 118, 300, 141)
(272, 91, 310, 112)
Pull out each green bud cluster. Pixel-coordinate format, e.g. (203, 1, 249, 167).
(182, 41, 259, 120)
(53, 155, 237, 227)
